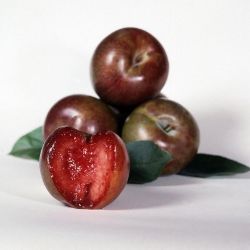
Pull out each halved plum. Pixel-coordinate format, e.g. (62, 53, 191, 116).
(40, 127, 129, 209)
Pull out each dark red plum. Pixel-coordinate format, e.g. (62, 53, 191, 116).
(91, 27, 169, 107)
(43, 94, 118, 140)
(122, 99, 200, 175)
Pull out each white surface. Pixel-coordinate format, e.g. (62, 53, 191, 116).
(0, 155, 250, 250)
(0, 0, 250, 249)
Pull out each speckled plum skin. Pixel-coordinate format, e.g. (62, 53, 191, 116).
(114, 93, 168, 133)
(91, 27, 169, 107)
(40, 127, 129, 209)
(122, 99, 200, 175)
(43, 94, 118, 140)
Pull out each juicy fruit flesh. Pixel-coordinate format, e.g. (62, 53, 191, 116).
(45, 129, 118, 208)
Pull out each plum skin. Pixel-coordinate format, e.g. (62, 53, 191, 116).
(122, 99, 200, 175)
(91, 27, 169, 107)
(43, 94, 118, 140)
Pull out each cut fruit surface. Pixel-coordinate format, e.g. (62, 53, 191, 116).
(40, 127, 129, 209)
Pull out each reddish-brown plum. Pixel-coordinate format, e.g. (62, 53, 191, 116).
(122, 99, 200, 175)
(43, 94, 118, 140)
(91, 27, 169, 107)
(40, 127, 130, 209)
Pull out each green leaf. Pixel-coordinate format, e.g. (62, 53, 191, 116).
(179, 153, 250, 178)
(126, 141, 172, 184)
(9, 127, 43, 161)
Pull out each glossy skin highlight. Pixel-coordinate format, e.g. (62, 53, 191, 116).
(43, 94, 118, 140)
(122, 99, 200, 175)
(91, 27, 169, 107)
(40, 127, 129, 209)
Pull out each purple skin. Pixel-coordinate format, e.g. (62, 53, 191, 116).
(122, 99, 200, 175)
(91, 27, 169, 108)
(43, 94, 118, 140)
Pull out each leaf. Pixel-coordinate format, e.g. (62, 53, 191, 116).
(9, 127, 43, 160)
(179, 153, 250, 177)
(10, 127, 249, 181)
(126, 141, 172, 184)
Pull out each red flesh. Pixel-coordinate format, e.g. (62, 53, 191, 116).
(40, 127, 129, 209)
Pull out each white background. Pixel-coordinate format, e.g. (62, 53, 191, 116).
(0, 1, 250, 249)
